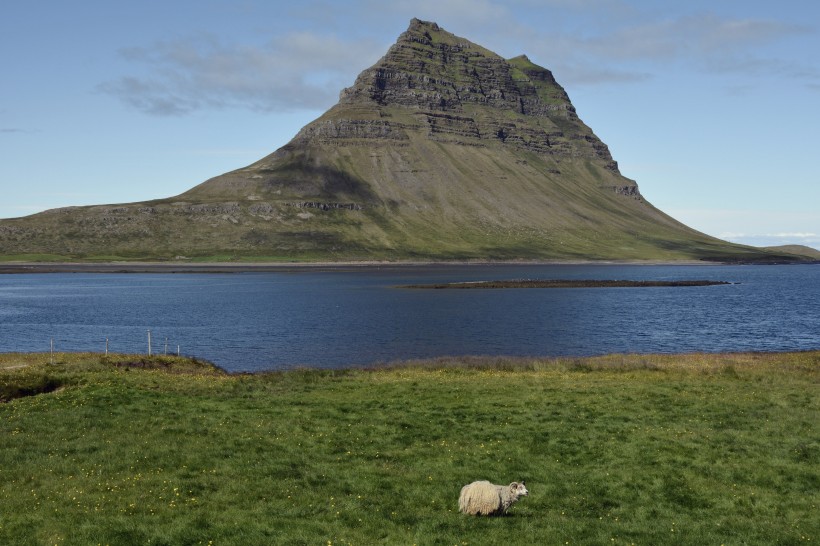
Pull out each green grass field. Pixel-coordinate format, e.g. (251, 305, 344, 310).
(1, 352, 817, 545)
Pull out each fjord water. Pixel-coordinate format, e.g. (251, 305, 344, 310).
(0, 264, 817, 372)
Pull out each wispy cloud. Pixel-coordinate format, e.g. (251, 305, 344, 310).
(719, 231, 820, 249)
(98, 3, 819, 115)
(371, 0, 511, 26)
(99, 32, 382, 116)
(180, 148, 271, 157)
(548, 65, 652, 85)
(668, 207, 819, 248)
(557, 13, 813, 85)
(703, 55, 820, 81)
(552, 13, 809, 61)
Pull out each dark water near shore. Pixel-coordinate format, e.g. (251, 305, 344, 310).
(0, 264, 817, 372)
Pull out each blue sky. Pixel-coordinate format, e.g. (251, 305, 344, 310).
(1, 0, 818, 249)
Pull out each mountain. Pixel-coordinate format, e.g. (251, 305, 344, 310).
(0, 19, 805, 263)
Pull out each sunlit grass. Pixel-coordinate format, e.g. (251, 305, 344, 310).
(1, 351, 817, 544)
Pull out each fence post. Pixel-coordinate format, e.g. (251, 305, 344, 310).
(148, 329, 152, 356)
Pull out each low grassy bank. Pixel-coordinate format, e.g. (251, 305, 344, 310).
(401, 279, 732, 289)
(1, 352, 817, 544)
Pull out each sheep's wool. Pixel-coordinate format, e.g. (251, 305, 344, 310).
(458, 481, 528, 516)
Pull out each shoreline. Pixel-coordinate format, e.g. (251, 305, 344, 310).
(2, 349, 818, 375)
(0, 259, 725, 274)
(401, 279, 734, 289)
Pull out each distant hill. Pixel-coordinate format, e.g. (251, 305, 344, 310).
(762, 245, 820, 260)
(0, 19, 807, 263)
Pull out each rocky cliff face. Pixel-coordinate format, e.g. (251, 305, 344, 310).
(297, 19, 618, 168)
(0, 18, 796, 263)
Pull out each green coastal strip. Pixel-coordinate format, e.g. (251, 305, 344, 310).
(402, 279, 733, 289)
(1, 352, 817, 544)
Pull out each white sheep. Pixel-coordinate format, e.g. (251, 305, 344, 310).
(458, 480, 529, 516)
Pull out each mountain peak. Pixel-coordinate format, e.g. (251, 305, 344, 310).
(310, 19, 616, 171)
(408, 17, 439, 31)
(392, 18, 498, 60)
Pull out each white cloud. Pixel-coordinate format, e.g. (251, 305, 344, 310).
(180, 148, 271, 157)
(371, 0, 510, 26)
(667, 208, 820, 248)
(544, 64, 652, 85)
(99, 32, 382, 116)
(97, 4, 820, 114)
(719, 231, 820, 249)
(525, 11, 817, 87)
(564, 13, 809, 61)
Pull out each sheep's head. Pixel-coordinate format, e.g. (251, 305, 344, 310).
(510, 481, 528, 499)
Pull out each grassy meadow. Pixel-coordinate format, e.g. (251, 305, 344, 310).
(1, 352, 818, 545)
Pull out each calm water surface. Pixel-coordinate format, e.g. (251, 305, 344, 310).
(0, 264, 817, 372)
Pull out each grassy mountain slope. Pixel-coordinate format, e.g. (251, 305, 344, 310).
(763, 245, 820, 260)
(0, 19, 805, 263)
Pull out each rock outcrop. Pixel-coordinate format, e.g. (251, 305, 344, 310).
(317, 21, 617, 164)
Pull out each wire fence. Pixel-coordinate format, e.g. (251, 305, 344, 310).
(42, 329, 194, 362)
